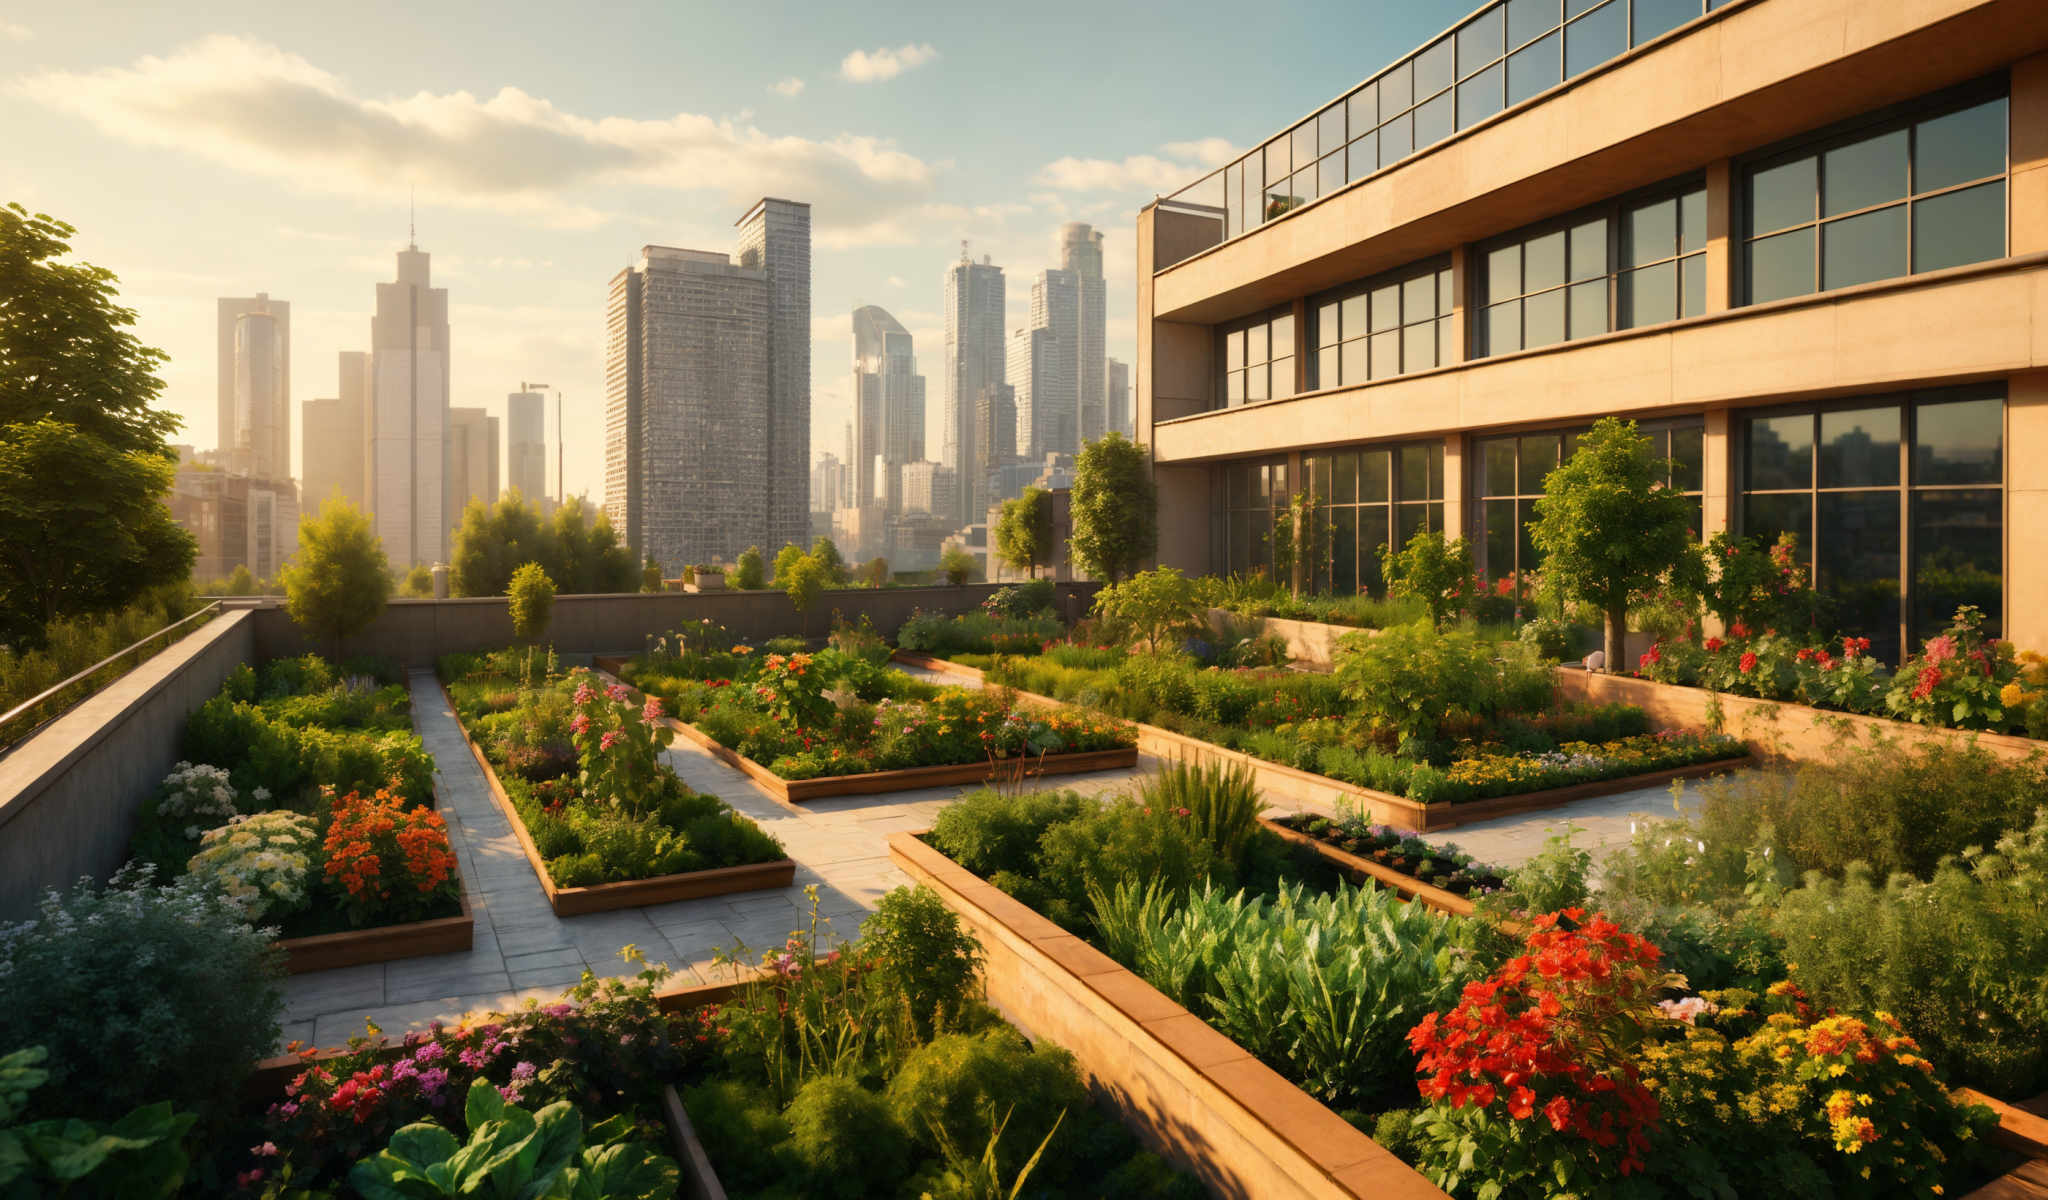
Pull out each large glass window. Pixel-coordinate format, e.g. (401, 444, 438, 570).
(1309, 258, 1455, 389)
(1737, 385, 2004, 662)
(1216, 309, 1296, 410)
(1215, 458, 1291, 579)
(1478, 176, 1706, 356)
(1742, 85, 2008, 304)
(1473, 420, 1703, 589)
(1303, 442, 1446, 594)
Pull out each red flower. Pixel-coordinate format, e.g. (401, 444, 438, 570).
(1703, 636, 1724, 652)
(1738, 652, 1758, 674)
(1729, 621, 1751, 639)
(1911, 664, 1941, 700)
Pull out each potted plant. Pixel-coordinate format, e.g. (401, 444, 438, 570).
(686, 563, 726, 592)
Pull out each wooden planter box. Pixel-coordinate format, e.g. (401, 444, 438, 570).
(277, 872, 475, 975)
(1257, 818, 1480, 918)
(1555, 667, 2044, 765)
(441, 685, 796, 917)
(889, 831, 1443, 1200)
(894, 652, 1749, 833)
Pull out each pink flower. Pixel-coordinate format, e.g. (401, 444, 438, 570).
(607, 683, 631, 702)
(1730, 621, 1751, 640)
(572, 683, 595, 706)
(599, 729, 624, 751)
(238, 1169, 265, 1187)
(569, 713, 591, 736)
(642, 696, 664, 723)
(1924, 635, 1957, 665)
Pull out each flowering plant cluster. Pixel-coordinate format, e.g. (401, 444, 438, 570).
(749, 651, 834, 728)
(1406, 911, 1672, 1196)
(568, 669, 676, 818)
(153, 760, 242, 839)
(1882, 605, 2022, 731)
(321, 785, 459, 928)
(184, 810, 318, 922)
(1431, 732, 1743, 803)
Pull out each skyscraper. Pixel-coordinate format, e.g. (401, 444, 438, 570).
(367, 243, 449, 567)
(302, 356, 365, 516)
(735, 198, 812, 554)
(229, 310, 288, 479)
(942, 251, 1006, 524)
(810, 453, 850, 514)
(975, 382, 1017, 478)
(1023, 268, 1079, 458)
(217, 293, 289, 474)
(1059, 223, 1108, 447)
(604, 245, 770, 573)
(507, 390, 546, 503)
(1107, 358, 1130, 438)
(852, 305, 926, 514)
(446, 407, 500, 518)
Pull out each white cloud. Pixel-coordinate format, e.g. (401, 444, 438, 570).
(1034, 138, 1239, 194)
(838, 43, 937, 84)
(16, 36, 939, 242)
(0, 22, 30, 41)
(772, 77, 805, 98)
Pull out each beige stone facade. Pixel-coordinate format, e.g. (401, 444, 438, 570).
(1138, 0, 2048, 656)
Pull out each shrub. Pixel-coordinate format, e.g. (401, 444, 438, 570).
(1136, 760, 1261, 865)
(129, 760, 241, 868)
(0, 866, 282, 1126)
(1517, 614, 1576, 661)
(1091, 567, 1204, 651)
(184, 809, 319, 922)
(859, 886, 984, 1036)
(1885, 605, 2020, 730)
(783, 1075, 911, 1200)
(983, 578, 1054, 617)
(1030, 799, 1224, 932)
(885, 1028, 1087, 1181)
(1333, 622, 1512, 757)
(926, 789, 1094, 880)
(680, 1080, 789, 1194)
(321, 786, 460, 927)
(731, 545, 765, 590)
(507, 561, 555, 643)
(1380, 528, 1474, 629)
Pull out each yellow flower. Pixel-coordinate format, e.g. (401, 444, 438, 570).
(2000, 682, 2027, 709)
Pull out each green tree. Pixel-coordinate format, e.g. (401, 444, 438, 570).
(772, 542, 806, 585)
(781, 553, 829, 637)
(1529, 417, 1706, 670)
(1069, 433, 1157, 584)
(994, 487, 1053, 580)
(732, 546, 765, 590)
(507, 561, 555, 643)
(641, 555, 664, 593)
(546, 497, 636, 594)
(222, 565, 259, 597)
(860, 556, 890, 587)
(1381, 528, 1475, 629)
(399, 564, 435, 598)
(282, 498, 389, 656)
(939, 545, 977, 586)
(1092, 566, 1204, 651)
(449, 493, 548, 596)
(810, 536, 849, 585)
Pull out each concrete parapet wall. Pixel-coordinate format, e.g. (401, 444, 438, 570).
(0, 610, 258, 921)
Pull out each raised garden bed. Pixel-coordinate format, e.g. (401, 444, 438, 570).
(1257, 817, 1486, 918)
(887, 829, 1445, 1200)
(276, 851, 475, 973)
(443, 683, 795, 916)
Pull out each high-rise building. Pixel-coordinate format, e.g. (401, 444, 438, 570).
(810, 453, 851, 514)
(1107, 358, 1131, 438)
(446, 407, 500, 518)
(735, 198, 812, 554)
(217, 293, 289, 474)
(339, 351, 369, 505)
(228, 311, 288, 479)
(604, 245, 770, 574)
(943, 251, 1006, 523)
(367, 243, 449, 567)
(973, 382, 1017, 510)
(301, 378, 364, 519)
(507, 390, 546, 504)
(167, 446, 299, 582)
(852, 305, 926, 514)
(1060, 224, 1108, 447)
(898, 460, 955, 517)
(1022, 268, 1079, 458)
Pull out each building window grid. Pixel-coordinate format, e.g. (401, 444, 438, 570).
(1219, 0, 1715, 241)
(1309, 259, 1455, 390)
(1473, 420, 1703, 586)
(1477, 176, 1707, 357)
(1217, 308, 1297, 410)
(1735, 388, 2005, 662)
(1740, 87, 2010, 304)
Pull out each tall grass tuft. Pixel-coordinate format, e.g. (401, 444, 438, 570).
(1138, 759, 1263, 865)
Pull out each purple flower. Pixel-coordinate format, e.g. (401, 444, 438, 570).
(275, 1101, 300, 1119)
(511, 1060, 537, 1080)
(458, 1047, 488, 1070)
(413, 1042, 445, 1065)
(544, 1003, 573, 1018)
(417, 1067, 450, 1100)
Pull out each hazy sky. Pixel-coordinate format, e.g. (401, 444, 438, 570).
(3, 0, 1460, 500)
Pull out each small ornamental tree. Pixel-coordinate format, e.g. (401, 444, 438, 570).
(939, 545, 977, 586)
(399, 564, 434, 598)
(1092, 566, 1203, 651)
(641, 555, 663, 593)
(994, 487, 1053, 580)
(810, 536, 850, 585)
(732, 546, 765, 590)
(507, 561, 555, 644)
(772, 542, 806, 586)
(781, 552, 830, 637)
(282, 497, 389, 658)
(1069, 433, 1157, 584)
(1528, 417, 1705, 671)
(860, 556, 890, 587)
(1381, 528, 1475, 629)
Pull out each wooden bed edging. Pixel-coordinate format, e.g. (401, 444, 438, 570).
(439, 684, 796, 916)
(1258, 819, 1479, 918)
(893, 651, 1751, 833)
(888, 830, 1448, 1200)
(1555, 667, 2044, 765)
(662, 1085, 729, 1200)
(278, 869, 475, 974)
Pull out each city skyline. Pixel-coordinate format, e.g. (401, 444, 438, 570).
(2, 1, 1469, 505)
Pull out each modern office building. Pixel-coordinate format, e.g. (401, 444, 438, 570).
(367, 243, 449, 567)
(811, 453, 851, 514)
(507, 390, 547, 503)
(216, 293, 289, 474)
(1107, 358, 1131, 438)
(1021, 268, 1080, 458)
(1137, 0, 2048, 659)
(1061, 223, 1109, 447)
(301, 369, 365, 517)
(735, 198, 813, 555)
(604, 241, 771, 574)
(446, 406, 500, 519)
(899, 460, 956, 517)
(167, 446, 299, 582)
(227, 311, 288, 480)
(852, 305, 927, 514)
(943, 251, 1007, 523)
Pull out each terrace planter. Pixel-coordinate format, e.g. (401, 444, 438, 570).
(1257, 818, 1479, 918)
(276, 866, 476, 975)
(1206, 608, 1372, 669)
(442, 685, 796, 917)
(888, 830, 1445, 1200)
(1554, 667, 2043, 765)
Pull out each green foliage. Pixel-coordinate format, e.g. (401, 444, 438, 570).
(678, 1081, 789, 1195)
(508, 562, 556, 643)
(886, 1029, 1086, 1182)
(1333, 622, 1538, 757)
(1697, 529, 1826, 637)
(860, 556, 890, 587)
(398, 564, 434, 598)
(0, 586, 197, 738)
(0, 866, 281, 1128)
(895, 609, 1061, 656)
(1091, 566, 1203, 651)
(1137, 760, 1261, 864)
(1380, 528, 1472, 630)
(283, 497, 390, 651)
(1528, 416, 1706, 670)
(1496, 825, 1592, 917)
(1885, 605, 2016, 730)
(993, 487, 1052, 579)
(939, 545, 978, 585)
(0, 1046, 195, 1200)
(781, 552, 830, 635)
(1516, 614, 1578, 661)
(640, 555, 663, 593)
(810, 536, 850, 585)
(732, 546, 766, 590)
(926, 788, 1094, 880)
(346, 1078, 678, 1200)
(1069, 433, 1157, 584)
(859, 887, 985, 1037)
(781, 1075, 910, 1200)
(1029, 799, 1225, 933)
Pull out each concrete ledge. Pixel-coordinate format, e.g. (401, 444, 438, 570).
(889, 831, 1447, 1200)
(0, 610, 257, 921)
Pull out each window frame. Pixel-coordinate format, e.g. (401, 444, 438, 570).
(1213, 306, 1298, 412)
(1307, 255, 1455, 391)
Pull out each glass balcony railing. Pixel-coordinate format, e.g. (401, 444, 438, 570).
(1153, 0, 1735, 269)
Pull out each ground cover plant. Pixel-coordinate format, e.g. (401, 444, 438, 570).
(1268, 808, 1509, 897)
(439, 647, 784, 887)
(123, 653, 460, 938)
(620, 617, 1132, 782)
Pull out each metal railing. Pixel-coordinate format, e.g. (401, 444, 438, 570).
(1154, 0, 1733, 266)
(0, 602, 223, 757)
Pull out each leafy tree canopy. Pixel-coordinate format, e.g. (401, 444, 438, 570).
(282, 498, 389, 652)
(449, 492, 635, 596)
(507, 561, 555, 643)
(994, 487, 1053, 580)
(1069, 433, 1157, 584)
(732, 546, 765, 591)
